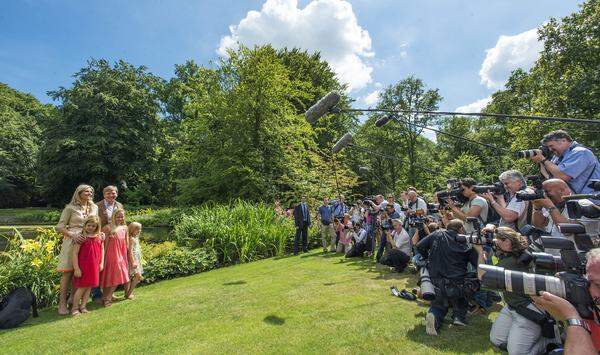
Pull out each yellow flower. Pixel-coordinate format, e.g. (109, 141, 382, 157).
(20, 240, 36, 253)
(45, 240, 56, 253)
(31, 258, 42, 268)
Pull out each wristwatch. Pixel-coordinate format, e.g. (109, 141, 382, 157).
(565, 318, 590, 333)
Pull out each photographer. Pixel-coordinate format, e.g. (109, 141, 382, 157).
(481, 170, 529, 231)
(379, 219, 411, 272)
(446, 178, 489, 234)
(532, 248, 600, 354)
(376, 204, 402, 261)
(317, 197, 336, 253)
(474, 227, 553, 354)
(417, 219, 479, 335)
(529, 130, 600, 195)
(403, 190, 428, 236)
(411, 222, 436, 269)
(380, 193, 404, 217)
(532, 179, 600, 244)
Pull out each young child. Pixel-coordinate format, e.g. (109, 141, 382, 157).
(125, 222, 143, 300)
(71, 215, 104, 315)
(100, 209, 135, 307)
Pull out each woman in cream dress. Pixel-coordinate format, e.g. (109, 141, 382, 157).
(55, 184, 98, 315)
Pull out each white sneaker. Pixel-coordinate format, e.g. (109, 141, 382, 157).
(452, 318, 467, 327)
(425, 313, 438, 336)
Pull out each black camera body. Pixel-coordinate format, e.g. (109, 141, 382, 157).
(515, 175, 545, 201)
(589, 179, 600, 191)
(516, 145, 552, 159)
(473, 182, 506, 195)
(566, 199, 600, 219)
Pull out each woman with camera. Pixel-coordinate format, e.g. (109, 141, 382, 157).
(474, 227, 553, 354)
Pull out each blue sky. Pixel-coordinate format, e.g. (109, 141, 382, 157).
(0, 0, 584, 114)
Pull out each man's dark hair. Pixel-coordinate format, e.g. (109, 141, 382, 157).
(446, 219, 464, 232)
(460, 177, 477, 188)
(542, 130, 573, 144)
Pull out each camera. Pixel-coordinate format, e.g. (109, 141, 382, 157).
(515, 175, 545, 201)
(455, 217, 494, 246)
(436, 188, 466, 208)
(515, 145, 552, 159)
(566, 199, 600, 219)
(473, 182, 506, 195)
(480, 224, 596, 319)
(589, 179, 600, 191)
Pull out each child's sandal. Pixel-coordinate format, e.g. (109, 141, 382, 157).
(71, 310, 81, 316)
(103, 299, 112, 307)
(79, 307, 89, 314)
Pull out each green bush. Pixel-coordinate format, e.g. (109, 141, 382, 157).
(173, 200, 302, 265)
(128, 207, 185, 227)
(140, 241, 217, 284)
(0, 208, 61, 224)
(0, 228, 62, 307)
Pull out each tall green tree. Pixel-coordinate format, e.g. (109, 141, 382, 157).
(39, 59, 167, 206)
(0, 83, 53, 207)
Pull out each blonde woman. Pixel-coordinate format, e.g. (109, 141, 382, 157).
(55, 184, 99, 315)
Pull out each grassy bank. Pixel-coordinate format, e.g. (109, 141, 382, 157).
(0, 251, 500, 354)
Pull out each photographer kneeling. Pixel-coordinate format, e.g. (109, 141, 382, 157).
(417, 219, 478, 335)
(379, 219, 411, 273)
(481, 170, 529, 231)
(475, 227, 553, 354)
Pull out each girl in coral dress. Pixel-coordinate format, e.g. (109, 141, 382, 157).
(71, 215, 104, 315)
(100, 209, 135, 307)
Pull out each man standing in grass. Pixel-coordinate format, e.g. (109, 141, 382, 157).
(293, 195, 311, 255)
(93, 185, 124, 302)
(318, 197, 335, 253)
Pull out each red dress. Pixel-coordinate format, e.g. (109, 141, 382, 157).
(72, 234, 103, 288)
(100, 226, 130, 288)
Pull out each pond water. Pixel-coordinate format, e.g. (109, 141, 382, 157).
(0, 225, 172, 251)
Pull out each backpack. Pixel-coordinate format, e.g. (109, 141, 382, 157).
(0, 287, 38, 329)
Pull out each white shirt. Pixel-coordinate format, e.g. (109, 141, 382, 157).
(392, 228, 411, 255)
(498, 195, 527, 230)
(355, 229, 368, 243)
(542, 201, 600, 252)
(104, 200, 116, 220)
(405, 197, 427, 213)
(461, 196, 489, 234)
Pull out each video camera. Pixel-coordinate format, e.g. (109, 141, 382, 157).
(515, 175, 545, 201)
(436, 179, 467, 208)
(515, 145, 552, 159)
(480, 222, 597, 319)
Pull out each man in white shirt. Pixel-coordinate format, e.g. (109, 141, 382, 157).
(481, 170, 529, 231)
(380, 193, 405, 218)
(379, 219, 411, 272)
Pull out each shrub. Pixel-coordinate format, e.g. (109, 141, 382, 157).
(0, 228, 62, 308)
(128, 208, 185, 227)
(140, 241, 217, 284)
(172, 200, 301, 265)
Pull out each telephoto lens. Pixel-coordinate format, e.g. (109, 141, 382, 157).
(566, 200, 600, 219)
(479, 264, 594, 319)
(515, 149, 538, 159)
(558, 223, 587, 235)
(419, 268, 436, 301)
(478, 264, 566, 298)
(532, 252, 565, 272)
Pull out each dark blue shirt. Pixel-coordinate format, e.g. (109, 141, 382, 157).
(318, 205, 333, 225)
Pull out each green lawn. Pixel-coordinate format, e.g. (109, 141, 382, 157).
(0, 251, 501, 354)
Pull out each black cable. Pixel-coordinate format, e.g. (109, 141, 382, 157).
(343, 108, 600, 125)
(347, 144, 445, 178)
(390, 115, 511, 154)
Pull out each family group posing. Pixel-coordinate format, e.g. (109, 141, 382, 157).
(55, 184, 144, 315)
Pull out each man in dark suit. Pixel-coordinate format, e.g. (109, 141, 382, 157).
(293, 195, 311, 255)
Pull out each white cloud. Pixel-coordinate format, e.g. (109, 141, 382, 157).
(479, 28, 543, 89)
(363, 90, 380, 106)
(456, 96, 492, 113)
(217, 0, 374, 91)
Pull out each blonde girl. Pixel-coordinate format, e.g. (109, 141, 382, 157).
(55, 184, 98, 315)
(71, 216, 104, 315)
(99, 209, 135, 306)
(125, 222, 144, 300)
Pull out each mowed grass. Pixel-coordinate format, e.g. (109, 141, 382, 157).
(0, 251, 501, 354)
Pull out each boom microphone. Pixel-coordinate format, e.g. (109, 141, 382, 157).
(375, 116, 391, 127)
(332, 133, 353, 154)
(304, 91, 341, 123)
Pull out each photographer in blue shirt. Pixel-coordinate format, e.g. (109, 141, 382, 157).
(529, 130, 600, 195)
